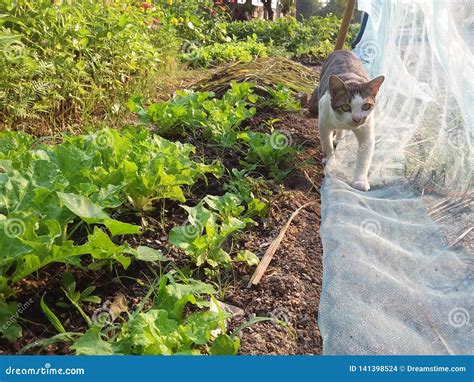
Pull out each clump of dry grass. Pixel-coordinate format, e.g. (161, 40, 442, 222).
(192, 57, 319, 98)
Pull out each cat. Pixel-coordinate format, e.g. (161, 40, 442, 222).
(315, 50, 384, 191)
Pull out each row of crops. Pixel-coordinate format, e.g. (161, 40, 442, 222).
(0, 0, 349, 355)
(0, 82, 302, 354)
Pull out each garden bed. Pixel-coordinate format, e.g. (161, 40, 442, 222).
(0, 107, 325, 355)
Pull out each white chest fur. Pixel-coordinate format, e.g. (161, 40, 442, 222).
(318, 91, 375, 191)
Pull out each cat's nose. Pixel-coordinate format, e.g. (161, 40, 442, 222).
(352, 117, 362, 123)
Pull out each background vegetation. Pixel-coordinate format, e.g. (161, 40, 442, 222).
(0, 0, 355, 131)
(0, 0, 356, 355)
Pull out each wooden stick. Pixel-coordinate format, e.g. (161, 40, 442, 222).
(334, 0, 356, 51)
(303, 169, 321, 195)
(450, 226, 473, 247)
(247, 202, 317, 288)
(433, 199, 473, 222)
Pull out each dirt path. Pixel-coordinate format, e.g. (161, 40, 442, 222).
(231, 111, 325, 355)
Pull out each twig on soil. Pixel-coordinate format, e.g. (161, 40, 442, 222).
(247, 201, 318, 288)
(449, 226, 473, 247)
(303, 169, 321, 194)
(433, 199, 473, 222)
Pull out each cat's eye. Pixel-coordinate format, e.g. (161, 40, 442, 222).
(341, 104, 351, 112)
(362, 103, 372, 111)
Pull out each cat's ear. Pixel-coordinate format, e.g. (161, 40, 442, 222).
(329, 75, 347, 98)
(365, 76, 385, 97)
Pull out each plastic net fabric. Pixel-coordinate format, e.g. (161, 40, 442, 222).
(318, 0, 473, 354)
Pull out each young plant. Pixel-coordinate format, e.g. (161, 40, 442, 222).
(57, 272, 101, 326)
(0, 127, 191, 335)
(265, 84, 301, 111)
(169, 193, 262, 267)
(130, 82, 258, 148)
(239, 128, 298, 181)
(180, 35, 271, 68)
(70, 275, 240, 355)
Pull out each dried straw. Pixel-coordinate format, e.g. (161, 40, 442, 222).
(193, 57, 318, 97)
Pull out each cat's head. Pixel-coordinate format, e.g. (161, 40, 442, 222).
(328, 75, 385, 127)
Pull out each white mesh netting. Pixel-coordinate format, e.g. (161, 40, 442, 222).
(318, 0, 473, 354)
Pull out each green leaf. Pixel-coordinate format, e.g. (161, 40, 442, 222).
(134, 246, 168, 262)
(40, 295, 66, 334)
(84, 227, 132, 269)
(235, 250, 260, 266)
(57, 192, 140, 236)
(81, 295, 101, 304)
(247, 94, 259, 103)
(81, 286, 96, 297)
(61, 272, 76, 293)
(182, 311, 220, 345)
(210, 334, 239, 355)
(57, 192, 108, 220)
(0, 301, 22, 342)
(102, 218, 141, 236)
(128, 309, 180, 355)
(71, 326, 115, 355)
(155, 278, 215, 321)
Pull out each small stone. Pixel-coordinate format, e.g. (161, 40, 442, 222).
(297, 317, 309, 326)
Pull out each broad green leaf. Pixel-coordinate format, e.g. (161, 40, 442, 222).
(84, 227, 132, 269)
(102, 218, 141, 236)
(134, 246, 168, 262)
(0, 301, 22, 342)
(210, 334, 239, 355)
(182, 311, 221, 345)
(155, 279, 215, 321)
(57, 192, 140, 236)
(71, 326, 115, 355)
(57, 192, 108, 220)
(235, 250, 260, 266)
(128, 309, 179, 355)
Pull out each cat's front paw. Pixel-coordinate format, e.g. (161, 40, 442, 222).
(352, 179, 370, 191)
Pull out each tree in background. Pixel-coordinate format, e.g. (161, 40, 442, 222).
(279, 0, 296, 16)
(296, 0, 361, 22)
(296, 0, 323, 19)
(296, 0, 347, 18)
(215, 0, 254, 20)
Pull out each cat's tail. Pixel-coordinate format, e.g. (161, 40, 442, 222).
(308, 86, 319, 117)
